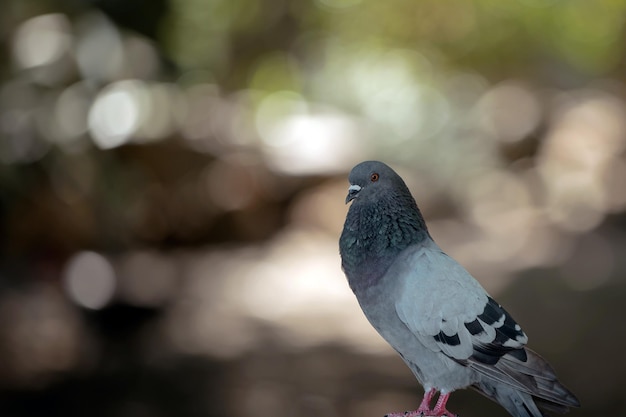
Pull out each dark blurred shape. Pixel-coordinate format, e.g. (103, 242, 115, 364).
(90, 0, 170, 40)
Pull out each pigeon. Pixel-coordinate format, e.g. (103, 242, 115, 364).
(339, 161, 580, 417)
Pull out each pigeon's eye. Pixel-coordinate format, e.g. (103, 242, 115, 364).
(370, 173, 379, 182)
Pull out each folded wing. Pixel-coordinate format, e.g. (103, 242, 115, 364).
(393, 244, 579, 410)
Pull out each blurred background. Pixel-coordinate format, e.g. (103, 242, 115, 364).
(0, 0, 624, 416)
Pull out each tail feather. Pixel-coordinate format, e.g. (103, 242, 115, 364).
(473, 380, 547, 417)
(533, 398, 571, 415)
(470, 347, 579, 417)
(496, 348, 579, 408)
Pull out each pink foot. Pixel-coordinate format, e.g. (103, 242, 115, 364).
(417, 388, 437, 414)
(427, 392, 457, 417)
(384, 391, 458, 417)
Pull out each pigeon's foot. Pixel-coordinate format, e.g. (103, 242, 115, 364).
(427, 392, 457, 417)
(383, 391, 458, 417)
(417, 388, 437, 413)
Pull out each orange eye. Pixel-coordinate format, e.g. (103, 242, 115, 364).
(370, 173, 379, 182)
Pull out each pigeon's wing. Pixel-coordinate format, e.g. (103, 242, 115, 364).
(392, 244, 528, 364)
(389, 244, 579, 410)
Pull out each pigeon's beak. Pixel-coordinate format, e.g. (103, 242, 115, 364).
(345, 184, 362, 204)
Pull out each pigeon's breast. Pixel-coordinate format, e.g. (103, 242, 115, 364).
(340, 200, 427, 294)
(340, 229, 399, 294)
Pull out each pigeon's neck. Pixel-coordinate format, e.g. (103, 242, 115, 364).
(339, 193, 430, 294)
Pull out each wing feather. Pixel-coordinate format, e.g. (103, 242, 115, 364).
(385, 243, 579, 411)
(393, 244, 528, 365)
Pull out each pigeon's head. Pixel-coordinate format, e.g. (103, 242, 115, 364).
(345, 160, 410, 204)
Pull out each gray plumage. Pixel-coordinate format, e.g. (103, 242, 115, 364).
(339, 161, 579, 417)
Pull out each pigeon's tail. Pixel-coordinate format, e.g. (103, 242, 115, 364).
(473, 380, 552, 417)
(471, 348, 580, 417)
